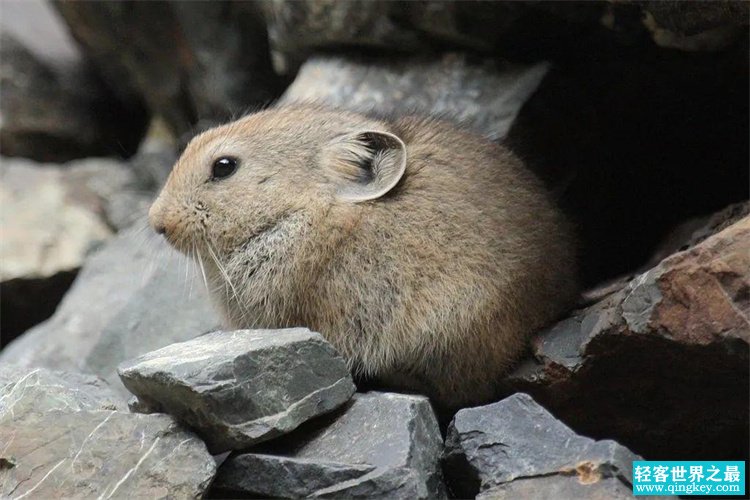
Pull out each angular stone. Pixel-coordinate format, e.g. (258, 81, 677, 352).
(55, 1, 282, 137)
(443, 393, 646, 499)
(118, 329, 356, 453)
(0, 156, 141, 340)
(0, 224, 221, 401)
(0, 157, 134, 282)
(476, 475, 638, 500)
(0, 365, 123, 413)
(0, 4, 147, 162)
(0, 367, 215, 499)
(505, 214, 750, 460)
(262, 1, 612, 71)
(213, 392, 446, 499)
(265, 0, 745, 71)
(639, 1, 749, 51)
(262, 0, 428, 72)
(645, 201, 749, 270)
(281, 53, 548, 142)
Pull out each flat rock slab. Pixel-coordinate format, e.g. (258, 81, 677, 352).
(282, 53, 548, 142)
(213, 392, 446, 499)
(119, 328, 356, 453)
(0, 367, 215, 499)
(443, 393, 649, 499)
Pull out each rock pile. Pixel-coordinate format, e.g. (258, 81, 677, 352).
(1, 0, 747, 498)
(0, 2, 147, 161)
(2, 332, 450, 498)
(119, 328, 356, 452)
(0, 157, 129, 338)
(3, 203, 745, 498)
(0, 366, 216, 498)
(0, 224, 221, 397)
(213, 392, 446, 499)
(505, 209, 750, 460)
(444, 393, 647, 499)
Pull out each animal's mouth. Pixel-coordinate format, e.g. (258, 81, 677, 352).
(159, 230, 190, 254)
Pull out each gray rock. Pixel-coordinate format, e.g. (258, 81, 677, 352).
(640, 1, 749, 51)
(262, 1, 609, 72)
(262, 0, 428, 73)
(103, 144, 179, 231)
(55, 1, 283, 137)
(118, 328, 356, 453)
(0, 1, 147, 161)
(0, 367, 215, 499)
(213, 392, 446, 499)
(0, 156, 142, 340)
(0, 365, 124, 413)
(281, 53, 548, 142)
(0, 223, 221, 401)
(0, 157, 135, 283)
(127, 395, 161, 415)
(443, 393, 645, 499)
(644, 201, 749, 268)
(476, 475, 638, 500)
(265, 0, 745, 71)
(504, 214, 750, 460)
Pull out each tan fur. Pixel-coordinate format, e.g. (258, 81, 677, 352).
(149, 104, 578, 408)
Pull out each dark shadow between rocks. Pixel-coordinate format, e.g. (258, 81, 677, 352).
(0, 270, 77, 349)
(505, 333, 749, 462)
(506, 37, 749, 287)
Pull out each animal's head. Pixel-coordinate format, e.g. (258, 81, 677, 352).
(149, 106, 407, 258)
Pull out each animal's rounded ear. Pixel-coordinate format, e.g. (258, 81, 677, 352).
(321, 130, 407, 203)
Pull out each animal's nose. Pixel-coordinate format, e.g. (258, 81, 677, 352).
(148, 199, 169, 237)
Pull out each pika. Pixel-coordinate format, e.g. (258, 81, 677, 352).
(149, 104, 577, 408)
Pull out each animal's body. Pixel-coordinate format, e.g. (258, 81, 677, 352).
(149, 104, 577, 407)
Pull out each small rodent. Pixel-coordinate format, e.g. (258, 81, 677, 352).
(149, 104, 578, 408)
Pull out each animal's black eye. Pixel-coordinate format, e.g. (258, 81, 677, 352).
(211, 157, 238, 180)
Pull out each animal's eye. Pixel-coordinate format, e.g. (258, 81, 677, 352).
(211, 157, 239, 180)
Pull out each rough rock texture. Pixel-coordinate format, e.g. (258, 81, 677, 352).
(476, 474, 640, 500)
(55, 1, 283, 137)
(643, 201, 749, 270)
(0, 366, 215, 499)
(0, 365, 124, 412)
(505, 214, 750, 460)
(281, 53, 548, 141)
(443, 393, 645, 499)
(0, 224, 221, 401)
(263, 0, 747, 70)
(262, 1, 616, 71)
(639, 1, 749, 51)
(212, 392, 446, 499)
(0, 156, 141, 341)
(262, 0, 428, 72)
(0, 157, 136, 281)
(119, 328, 356, 453)
(0, 16, 146, 161)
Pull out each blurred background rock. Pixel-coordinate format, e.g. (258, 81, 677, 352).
(0, 0, 748, 476)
